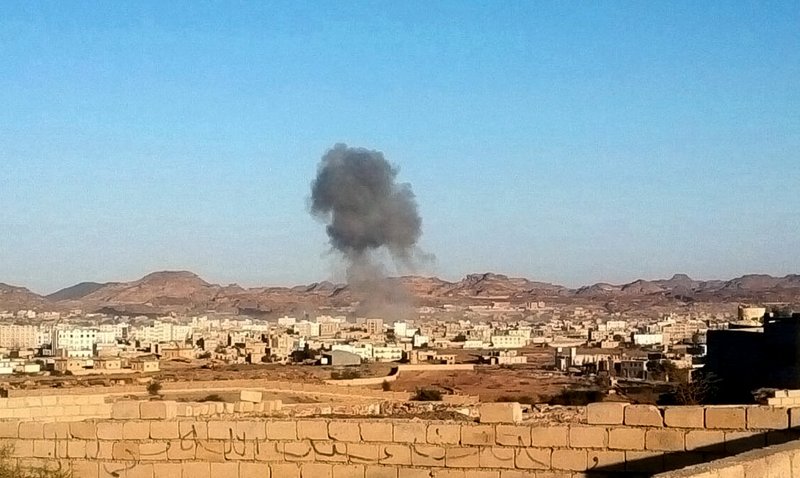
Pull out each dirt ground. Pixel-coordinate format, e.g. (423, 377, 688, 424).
(390, 347, 590, 402)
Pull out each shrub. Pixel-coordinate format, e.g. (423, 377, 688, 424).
(412, 388, 442, 401)
(381, 380, 392, 391)
(330, 368, 362, 380)
(547, 389, 604, 406)
(147, 380, 163, 396)
(199, 394, 224, 402)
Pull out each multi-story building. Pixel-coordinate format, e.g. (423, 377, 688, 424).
(365, 318, 384, 336)
(52, 327, 96, 353)
(0, 325, 45, 349)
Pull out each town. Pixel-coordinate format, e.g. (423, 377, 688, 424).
(0, 300, 782, 406)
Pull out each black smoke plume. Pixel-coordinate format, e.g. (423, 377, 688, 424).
(310, 144, 427, 317)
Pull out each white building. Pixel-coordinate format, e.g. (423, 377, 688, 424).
(52, 327, 96, 353)
(373, 345, 403, 362)
(490, 335, 528, 349)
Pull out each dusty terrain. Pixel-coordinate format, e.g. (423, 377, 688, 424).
(390, 348, 589, 402)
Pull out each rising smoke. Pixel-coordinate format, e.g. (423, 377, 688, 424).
(310, 144, 428, 318)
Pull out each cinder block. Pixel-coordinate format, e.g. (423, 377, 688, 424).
(267, 420, 297, 440)
(394, 422, 427, 443)
(724, 431, 766, 455)
(445, 447, 480, 468)
(569, 426, 606, 448)
(96, 421, 123, 440)
(625, 451, 664, 473)
(180, 420, 207, 439)
(531, 426, 568, 447)
(123, 421, 151, 440)
(301, 463, 333, 478)
(210, 463, 239, 477)
(365, 466, 397, 478)
(18, 422, 44, 439)
(272, 463, 301, 478)
(139, 442, 169, 461)
(663, 407, 705, 428)
(427, 424, 461, 445)
(208, 420, 234, 440)
(313, 442, 348, 463)
(645, 429, 685, 451)
(514, 448, 551, 469)
(379, 444, 412, 465)
(150, 422, 179, 439)
(411, 445, 446, 466)
(42, 422, 70, 439)
(479, 447, 515, 469)
(67, 440, 87, 459)
(111, 401, 140, 419)
(479, 403, 522, 424)
(154, 463, 182, 478)
(240, 462, 271, 478)
(461, 425, 495, 446)
(299, 420, 330, 440)
(551, 449, 588, 471)
(71, 461, 99, 478)
(333, 464, 365, 478)
(706, 407, 746, 429)
(330, 421, 361, 442)
(685, 430, 725, 452)
(587, 402, 627, 425)
(167, 440, 196, 460)
(624, 405, 663, 427)
(608, 427, 645, 450)
(397, 470, 433, 478)
(32, 440, 55, 459)
(285, 441, 315, 462)
(240, 390, 263, 403)
(237, 420, 267, 440)
(112, 441, 140, 460)
(348, 443, 381, 464)
(140, 401, 178, 420)
(495, 425, 531, 447)
(195, 440, 226, 462)
(747, 406, 789, 430)
(588, 450, 626, 471)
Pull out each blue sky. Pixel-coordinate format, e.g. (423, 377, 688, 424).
(1, 1, 798, 293)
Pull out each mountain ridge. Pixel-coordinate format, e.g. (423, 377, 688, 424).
(3, 271, 800, 315)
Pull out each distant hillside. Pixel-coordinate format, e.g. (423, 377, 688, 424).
(0, 283, 47, 311)
(2, 270, 799, 314)
(46, 282, 107, 302)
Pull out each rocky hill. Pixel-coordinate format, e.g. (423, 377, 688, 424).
(2, 271, 799, 315)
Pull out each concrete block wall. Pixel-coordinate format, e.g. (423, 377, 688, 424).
(768, 389, 800, 406)
(8, 379, 414, 401)
(654, 438, 800, 478)
(0, 394, 111, 421)
(1, 401, 800, 477)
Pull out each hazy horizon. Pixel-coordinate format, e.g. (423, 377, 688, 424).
(2, 2, 798, 294)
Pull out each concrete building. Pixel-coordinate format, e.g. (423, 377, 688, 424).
(0, 324, 45, 349)
(365, 318, 384, 336)
(320, 350, 362, 366)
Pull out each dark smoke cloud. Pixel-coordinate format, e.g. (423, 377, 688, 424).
(310, 144, 428, 318)
(311, 144, 423, 261)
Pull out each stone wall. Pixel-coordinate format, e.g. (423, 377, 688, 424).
(654, 438, 800, 478)
(2, 401, 799, 477)
(8, 379, 413, 401)
(0, 394, 111, 421)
